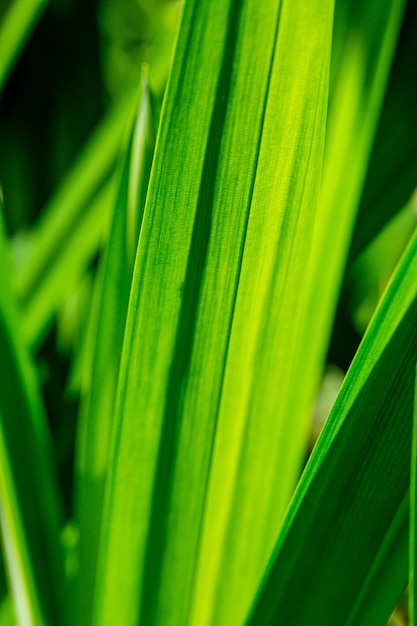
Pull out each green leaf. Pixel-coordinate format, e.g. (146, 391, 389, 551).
(0, 0, 48, 93)
(189, 3, 334, 624)
(352, 2, 417, 259)
(297, 0, 407, 403)
(0, 205, 67, 625)
(247, 225, 417, 626)
(93, 1, 333, 625)
(74, 71, 155, 626)
(12, 88, 138, 348)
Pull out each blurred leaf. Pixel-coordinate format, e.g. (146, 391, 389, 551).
(0, 0, 48, 93)
(349, 190, 417, 334)
(12, 89, 138, 348)
(93, 1, 333, 626)
(297, 0, 407, 400)
(56, 272, 95, 360)
(248, 224, 417, 626)
(310, 364, 345, 448)
(351, 0, 417, 258)
(0, 205, 67, 625)
(98, 0, 179, 97)
(74, 71, 155, 626)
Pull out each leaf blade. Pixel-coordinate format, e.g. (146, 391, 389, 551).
(0, 205, 67, 625)
(12, 89, 137, 348)
(247, 225, 417, 626)
(93, 1, 334, 626)
(74, 73, 155, 626)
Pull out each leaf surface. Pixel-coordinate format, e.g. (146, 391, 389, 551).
(75, 73, 154, 626)
(248, 225, 417, 626)
(93, 1, 333, 625)
(295, 0, 407, 414)
(0, 205, 67, 625)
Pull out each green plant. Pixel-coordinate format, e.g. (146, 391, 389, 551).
(0, 0, 416, 625)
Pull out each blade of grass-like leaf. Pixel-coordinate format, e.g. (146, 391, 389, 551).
(0, 0, 48, 93)
(245, 6, 409, 576)
(247, 225, 417, 626)
(93, 1, 333, 625)
(296, 0, 406, 413)
(193, 7, 404, 623)
(12, 88, 138, 348)
(411, 370, 417, 625)
(74, 72, 154, 626)
(20, 183, 113, 348)
(189, 3, 333, 624)
(0, 206, 67, 625)
(346, 492, 408, 626)
(352, 1, 417, 259)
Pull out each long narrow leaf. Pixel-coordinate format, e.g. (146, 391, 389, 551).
(93, 1, 333, 625)
(12, 89, 137, 348)
(75, 73, 154, 626)
(0, 205, 67, 625)
(190, 3, 333, 624)
(352, 1, 417, 259)
(0, 0, 48, 93)
(194, 7, 405, 623)
(293, 0, 406, 427)
(248, 225, 417, 626)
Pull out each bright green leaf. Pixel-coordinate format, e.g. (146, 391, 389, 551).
(93, 1, 333, 626)
(295, 0, 407, 414)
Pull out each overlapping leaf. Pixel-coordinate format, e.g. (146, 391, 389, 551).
(248, 225, 417, 626)
(93, 1, 333, 625)
(294, 0, 407, 415)
(75, 73, 154, 626)
(352, 1, 417, 259)
(12, 90, 138, 348)
(194, 8, 406, 622)
(0, 205, 66, 625)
